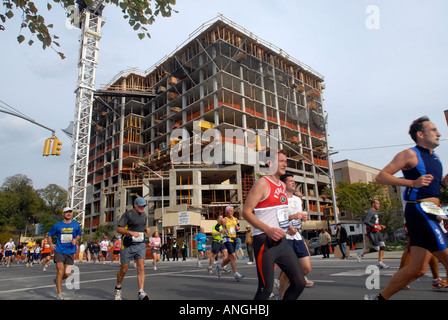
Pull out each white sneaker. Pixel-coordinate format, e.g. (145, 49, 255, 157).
(357, 251, 363, 263)
(114, 287, 122, 300)
(138, 290, 150, 300)
(274, 279, 280, 290)
(234, 272, 244, 282)
(305, 276, 315, 288)
(378, 261, 390, 269)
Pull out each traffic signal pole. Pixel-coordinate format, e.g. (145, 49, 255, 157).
(0, 109, 63, 156)
(0, 109, 55, 136)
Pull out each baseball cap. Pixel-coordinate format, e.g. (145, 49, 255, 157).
(134, 197, 147, 207)
(63, 207, 73, 213)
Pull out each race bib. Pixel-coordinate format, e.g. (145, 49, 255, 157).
(420, 202, 448, 219)
(61, 234, 73, 243)
(229, 227, 236, 236)
(132, 232, 145, 243)
(277, 208, 289, 230)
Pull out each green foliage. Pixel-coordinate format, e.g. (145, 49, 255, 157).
(440, 186, 448, 205)
(0, 231, 15, 244)
(0, 174, 67, 237)
(1, 0, 177, 59)
(334, 180, 404, 233)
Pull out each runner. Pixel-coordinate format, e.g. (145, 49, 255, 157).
(114, 197, 151, 300)
(276, 174, 314, 299)
(100, 237, 110, 264)
(16, 242, 24, 264)
(242, 149, 306, 300)
(372, 116, 448, 300)
(4, 238, 15, 268)
(357, 200, 389, 268)
(92, 240, 100, 263)
(78, 242, 85, 263)
(26, 237, 36, 267)
(112, 237, 121, 263)
(216, 206, 244, 281)
(41, 235, 52, 271)
(47, 206, 82, 300)
(149, 231, 161, 270)
(194, 227, 207, 268)
(208, 215, 228, 275)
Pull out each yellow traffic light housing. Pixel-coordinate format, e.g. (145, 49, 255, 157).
(43, 138, 52, 156)
(51, 137, 63, 156)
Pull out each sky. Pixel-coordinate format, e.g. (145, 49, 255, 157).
(1, 0, 447, 191)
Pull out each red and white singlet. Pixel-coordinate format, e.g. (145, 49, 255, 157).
(253, 176, 289, 236)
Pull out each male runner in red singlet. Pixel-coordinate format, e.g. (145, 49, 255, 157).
(242, 149, 306, 300)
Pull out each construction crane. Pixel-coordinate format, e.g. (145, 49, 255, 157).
(67, 0, 105, 229)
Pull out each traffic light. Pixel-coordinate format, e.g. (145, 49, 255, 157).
(43, 138, 52, 156)
(51, 137, 63, 156)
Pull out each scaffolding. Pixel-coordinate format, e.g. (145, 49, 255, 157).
(83, 15, 333, 235)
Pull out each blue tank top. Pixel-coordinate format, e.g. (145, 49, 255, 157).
(402, 145, 442, 201)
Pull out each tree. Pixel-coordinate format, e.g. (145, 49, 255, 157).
(440, 186, 448, 205)
(1, 0, 177, 59)
(37, 184, 67, 215)
(334, 180, 403, 234)
(0, 174, 46, 230)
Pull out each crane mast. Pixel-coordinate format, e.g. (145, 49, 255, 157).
(68, 0, 104, 228)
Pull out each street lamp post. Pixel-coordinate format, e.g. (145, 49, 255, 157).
(138, 163, 165, 243)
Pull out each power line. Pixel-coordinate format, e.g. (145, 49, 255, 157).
(335, 139, 447, 152)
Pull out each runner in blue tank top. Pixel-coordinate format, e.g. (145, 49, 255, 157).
(373, 116, 448, 300)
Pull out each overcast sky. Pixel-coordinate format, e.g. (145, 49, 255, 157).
(1, 0, 447, 191)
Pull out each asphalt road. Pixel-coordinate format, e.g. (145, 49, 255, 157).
(0, 251, 446, 303)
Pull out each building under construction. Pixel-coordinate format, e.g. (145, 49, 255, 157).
(84, 16, 334, 241)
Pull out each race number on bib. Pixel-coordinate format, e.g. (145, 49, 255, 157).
(132, 232, 145, 243)
(61, 234, 73, 243)
(277, 208, 289, 230)
(421, 202, 448, 219)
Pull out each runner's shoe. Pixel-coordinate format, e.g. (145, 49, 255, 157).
(56, 293, 64, 300)
(138, 290, 150, 300)
(274, 279, 280, 291)
(378, 261, 390, 269)
(234, 272, 244, 282)
(357, 251, 363, 263)
(114, 287, 122, 300)
(216, 265, 222, 277)
(432, 278, 448, 291)
(305, 276, 315, 288)
(208, 266, 213, 275)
